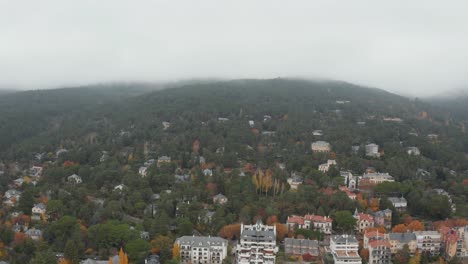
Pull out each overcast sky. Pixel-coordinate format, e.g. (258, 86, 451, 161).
(1, 1, 467, 96)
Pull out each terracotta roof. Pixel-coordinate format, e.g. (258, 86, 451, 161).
(304, 214, 333, 223)
(358, 213, 374, 223)
(364, 231, 385, 238)
(369, 240, 391, 248)
(288, 215, 305, 225)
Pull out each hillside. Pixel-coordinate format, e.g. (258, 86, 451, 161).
(0, 79, 467, 263)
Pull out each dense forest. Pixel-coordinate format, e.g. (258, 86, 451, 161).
(0, 79, 467, 263)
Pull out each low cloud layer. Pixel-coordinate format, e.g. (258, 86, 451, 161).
(1, 0, 467, 96)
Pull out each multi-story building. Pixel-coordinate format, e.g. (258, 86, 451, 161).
(286, 214, 333, 234)
(284, 238, 319, 258)
(368, 240, 392, 264)
(363, 230, 386, 249)
(414, 231, 442, 256)
(365, 143, 380, 158)
(236, 220, 278, 264)
(175, 236, 228, 264)
(354, 210, 374, 233)
(387, 197, 407, 212)
(440, 226, 468, 260)
(318, 160, 337, 173)
(386, 232, 417, 254)
(373, 209, 392, 230)
(330, 235, 362, 264)
(361, 173, 395, 185)
(311, 141, 331, 153)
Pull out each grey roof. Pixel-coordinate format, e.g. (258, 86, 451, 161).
(34, 203, 46, 209)
(388, 233, 416, 243)
(388, 197, 407, 204)
(25, 228, 42, 236)
(176, 236, 227, 248)
(332, 234, 358, 244)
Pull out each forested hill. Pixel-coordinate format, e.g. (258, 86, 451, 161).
(1, 78, 465, 163)
(0, 83, 161, 153)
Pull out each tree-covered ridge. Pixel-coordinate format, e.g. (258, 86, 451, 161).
(0, 79, 467, 263)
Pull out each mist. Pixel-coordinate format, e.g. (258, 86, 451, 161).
(1, 0, 468, 96)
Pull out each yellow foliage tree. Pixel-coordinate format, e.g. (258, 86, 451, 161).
(172, 243, 180, 260)
(119, 247, 128, 264)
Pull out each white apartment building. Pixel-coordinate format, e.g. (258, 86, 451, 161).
(330, 235, 362, 264)
(236, 220, 278, 264)
(311, 141, 331, 153)
(414, 231, 442, 256)
(175, 236, 228, 264)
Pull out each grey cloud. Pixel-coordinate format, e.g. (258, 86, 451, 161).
(1, 0, 467, 96)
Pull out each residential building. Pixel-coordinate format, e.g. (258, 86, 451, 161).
(440, 226, 468, 260)
(25, 228, 43, 241)
(203, 169, 213, 176)
(363, 230, 386, 249)
(414, 231, 442, 256)
(287, 174, 303, 190)
(311, 141, 331, 153)
(373, 209, 392, 230)
(365, 143, 380, 158)
(284, 238, 318, 258)
(157, 156, 171, 166)
(386, 232, 417, 254)
(286, 214, 333, 234)
(387, 197, 407, 212)
(139, 167, 148, 177)
(213, 194, 228, 205)
(330, 235, 362, 264)
(249, 120, 255, 127)
(354, 210, 374, 233)
(339, 186, 357, 200)
(361, 172, 395, 185)
(312, 130, 323, 136)
(175, 236, 228, 264)
(368, 240, 392, 264)
(162, 121, 171, 130)
(29, 165, 43, 178)
(236, 220, 278, 264)
(67, 174, 82, 184)
(145, 255, 161, 264)
(32, 203, 46, 215)
(407, 147, 421, 155)
(318, 160, 337, 173)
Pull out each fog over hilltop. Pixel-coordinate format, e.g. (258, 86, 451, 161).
(1, 0, 468, 96)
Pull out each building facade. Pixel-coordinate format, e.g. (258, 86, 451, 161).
(175, 236, 228, 264)
(330, 235, 362, 264)
(236, 221, 278, 264)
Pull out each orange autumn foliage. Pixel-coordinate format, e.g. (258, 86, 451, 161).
(275, 223, 288, 242)
(407, 220, 425, 231)
(266, 215, 278, 225)
(392, 224, 408, 233)
(219, 224, 241, 240)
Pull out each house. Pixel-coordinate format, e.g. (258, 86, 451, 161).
(287, 174, 303, 190)
(13, 177, 25, 187)
(330, 235, 362, 264)
(407, 147, 421, 155)
(365, 143, 380, 158)
(414, 231, 442, 256)
(4, 189, 21, 199)
(354, 210, 374, 233)
(263, 115, 272, 122)
(318, 160, 337, 173)
(213, 194, 228, 205)
(361, 172, 394, 185)
(203, 169, 213, 177)
(32, 203, 46, 215)
(157, 156, 171, 166)
(339, 186, 356, 200)
(218, 117, 229, 122)
(67, 174, 82, 184)
(284, 238, 319, 259)
(312, 130, 323, 136)
(286, 214, 333, 234)
(139, 167, 148, 177)
(248, 120, 255, 127)
(175, 236, 228, 264)
(236, 220, 278, 264)
(162, 121, 171, 130)
(311, 141, 331, 152)
(114, 184, 126, 191)
(363, 230, 386, 249)
(29, 165, 43, 178)
(25, 228, 43, 241)
(140, 231, 150, 240)
(373, 209, 392, 230)
(386, 232, 417, 254)
(387, 197, 407, 212)
(427, 134, 439, 140)
(145, 255, 161, 264)
(368, 240, 392, 264)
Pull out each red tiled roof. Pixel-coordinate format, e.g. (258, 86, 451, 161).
(369, 240, 391, 248)
(309, 215, 333, 223)
(365, 231, 385, 238)
(445, 233, 459, 243)
(358, 213, 374, 223)
(287, 215, 305, 225)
